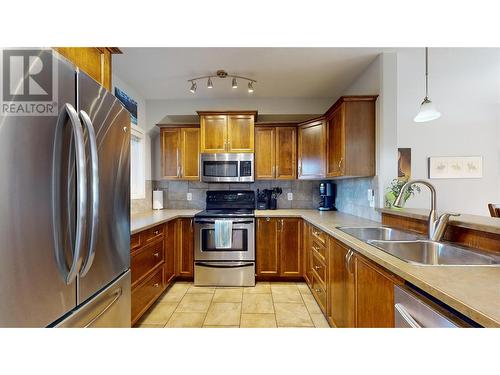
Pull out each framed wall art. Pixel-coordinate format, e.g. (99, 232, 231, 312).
(428, 156, 483, 179)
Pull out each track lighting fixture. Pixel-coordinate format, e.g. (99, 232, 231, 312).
(189, 81, 197, 93)
(187, 70, 256, 93)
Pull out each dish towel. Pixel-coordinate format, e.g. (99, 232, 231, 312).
(215, 220, 232, 249)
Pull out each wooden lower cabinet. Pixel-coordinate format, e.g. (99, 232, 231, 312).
(176, 218, 194, 277)
(328, 237, 355, 328)
(256, 217, 302, 278)
(303, 221, 313, 287)
(131, 217, 194, 325)
(355, 255, 400, 328)
(164, 220, 177, 284)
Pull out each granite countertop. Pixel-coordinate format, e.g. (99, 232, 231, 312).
(378, 207, 500, 235)
(131, 208, 500, 327)
(131, 209, 201, 234)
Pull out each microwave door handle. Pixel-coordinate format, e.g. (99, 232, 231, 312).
(52, 103, 87, 285)
(78, 110, 99, 277)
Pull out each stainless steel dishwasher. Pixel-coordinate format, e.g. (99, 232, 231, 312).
(394, 285, 472, 328)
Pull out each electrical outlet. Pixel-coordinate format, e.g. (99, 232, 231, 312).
(187, 192, 192, 201)
(367, 189, 375, 208)
(287, 192, 293, 201)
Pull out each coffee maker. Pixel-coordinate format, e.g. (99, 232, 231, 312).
(318, 182, 336, 211)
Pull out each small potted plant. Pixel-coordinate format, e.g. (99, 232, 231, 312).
(385, 178, 421, 208)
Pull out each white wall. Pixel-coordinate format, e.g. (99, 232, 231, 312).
(112, 74, 152, 180)
(397, 48, 500, 216)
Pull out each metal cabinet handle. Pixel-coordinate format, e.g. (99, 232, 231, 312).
(338, 158, 344, 173)
(52, 103, 87, 285)
(153, 252, 160, 258)
(346, 250, 355, 274)
(314, 265, 321, 270)
(315, 288, 322, 293)
(78, 110, 99, 278)
(153, 283, 160, 288)
(266, 217, 270, 222)
(154, 230, 160, 235)
(312, 245, 320, 252)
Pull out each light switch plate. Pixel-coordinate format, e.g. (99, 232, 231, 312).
(187, 192, 192, 201)
(287, 193, 293, 201)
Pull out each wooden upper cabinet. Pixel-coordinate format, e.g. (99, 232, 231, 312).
(297, 119, 326, 179)
(256, 217, 280, 276)
(255, 127, 275, 179)
(160, 127, 200, 180)
(325, 96, 377, 178)
(54, 47, 120, 91)
(355, 255, 400, 328)
(161, 128, 181, 179)
(200, 115, 227, 153)
(275, 127, 296, 179)
(255, 126, 296, 180)
(227, 115, 254, 152)
(328, 237, 356, 328)
(199, 112, 256, 153)
(181, 128, 200, 180)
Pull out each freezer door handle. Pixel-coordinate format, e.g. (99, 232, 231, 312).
(83, 287, 122, 327)
(78, 110, 99, 277)
(52, 103, 87, 285)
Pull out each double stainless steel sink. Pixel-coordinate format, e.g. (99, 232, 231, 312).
(337, 226, 500, 266)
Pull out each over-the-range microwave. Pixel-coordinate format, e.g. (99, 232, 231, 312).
(200, 153, 254, 183)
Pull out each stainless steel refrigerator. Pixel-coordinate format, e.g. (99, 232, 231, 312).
(0, 49, 131, 327)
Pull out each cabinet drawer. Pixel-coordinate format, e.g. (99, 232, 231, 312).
(311, 226, 327, 246)
(130, 233, 141, 252)
(142, 225, 164, 244)
(131, 267, 164, 325)
(131, 239, 164, 287)
(311, 251, 327, 285)
(311, 273, 327, 314)
(311, 239, 327, 261)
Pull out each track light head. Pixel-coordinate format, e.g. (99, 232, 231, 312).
(247, 81, 254, 93)
(232, 77, 237, 89)
(207, 77, 213, 89)
(189, 81, 197, 93)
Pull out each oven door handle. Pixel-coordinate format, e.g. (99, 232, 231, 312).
(195, 261, 254, 269)
(195, 219, 254, 225)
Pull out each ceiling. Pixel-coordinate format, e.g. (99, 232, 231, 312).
(113, 48, 390, 100)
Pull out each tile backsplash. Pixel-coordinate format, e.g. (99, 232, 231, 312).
(151, 180, 322, 210)
(131, 178, 380, 222)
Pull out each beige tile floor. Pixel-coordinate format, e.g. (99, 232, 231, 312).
(135, 281, 330, 328)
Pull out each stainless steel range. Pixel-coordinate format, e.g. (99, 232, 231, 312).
(194, 190, 256, 286)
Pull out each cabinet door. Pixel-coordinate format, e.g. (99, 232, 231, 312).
(279, 218, 302, 277)
(275, 127, 296, 179)
(54, 47, 112, 90)
(227, 114, 254, 152)
(164, 220, 176, 285)
(303, 222, 312, 287)
(161, 128, 181, 179)
(355, 256, 396, 328)
(200, 115, 227, 153)
(326, 106, 345, 177)
(298, 120, 326, 179)
(177, 218, 194, 277)
(328, 237, 355, 328)
(255, 127, 275, 179)
(181, 128, 200, 180)
(256, 217, 280, 276)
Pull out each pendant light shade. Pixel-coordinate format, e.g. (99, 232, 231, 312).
(414, 97, 441, 122)
(414, 47, 441, 123)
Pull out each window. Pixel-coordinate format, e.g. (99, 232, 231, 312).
(130, 124, 146, 200)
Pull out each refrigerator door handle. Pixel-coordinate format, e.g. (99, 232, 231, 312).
(83, 287, 122, 327)
(78, 110, 99, 277)
(52, 103, 87, 285)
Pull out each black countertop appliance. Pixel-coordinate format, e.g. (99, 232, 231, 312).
(318, 182, 336, 211)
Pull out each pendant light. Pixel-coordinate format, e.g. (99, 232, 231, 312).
(414, 47, 441, 123)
